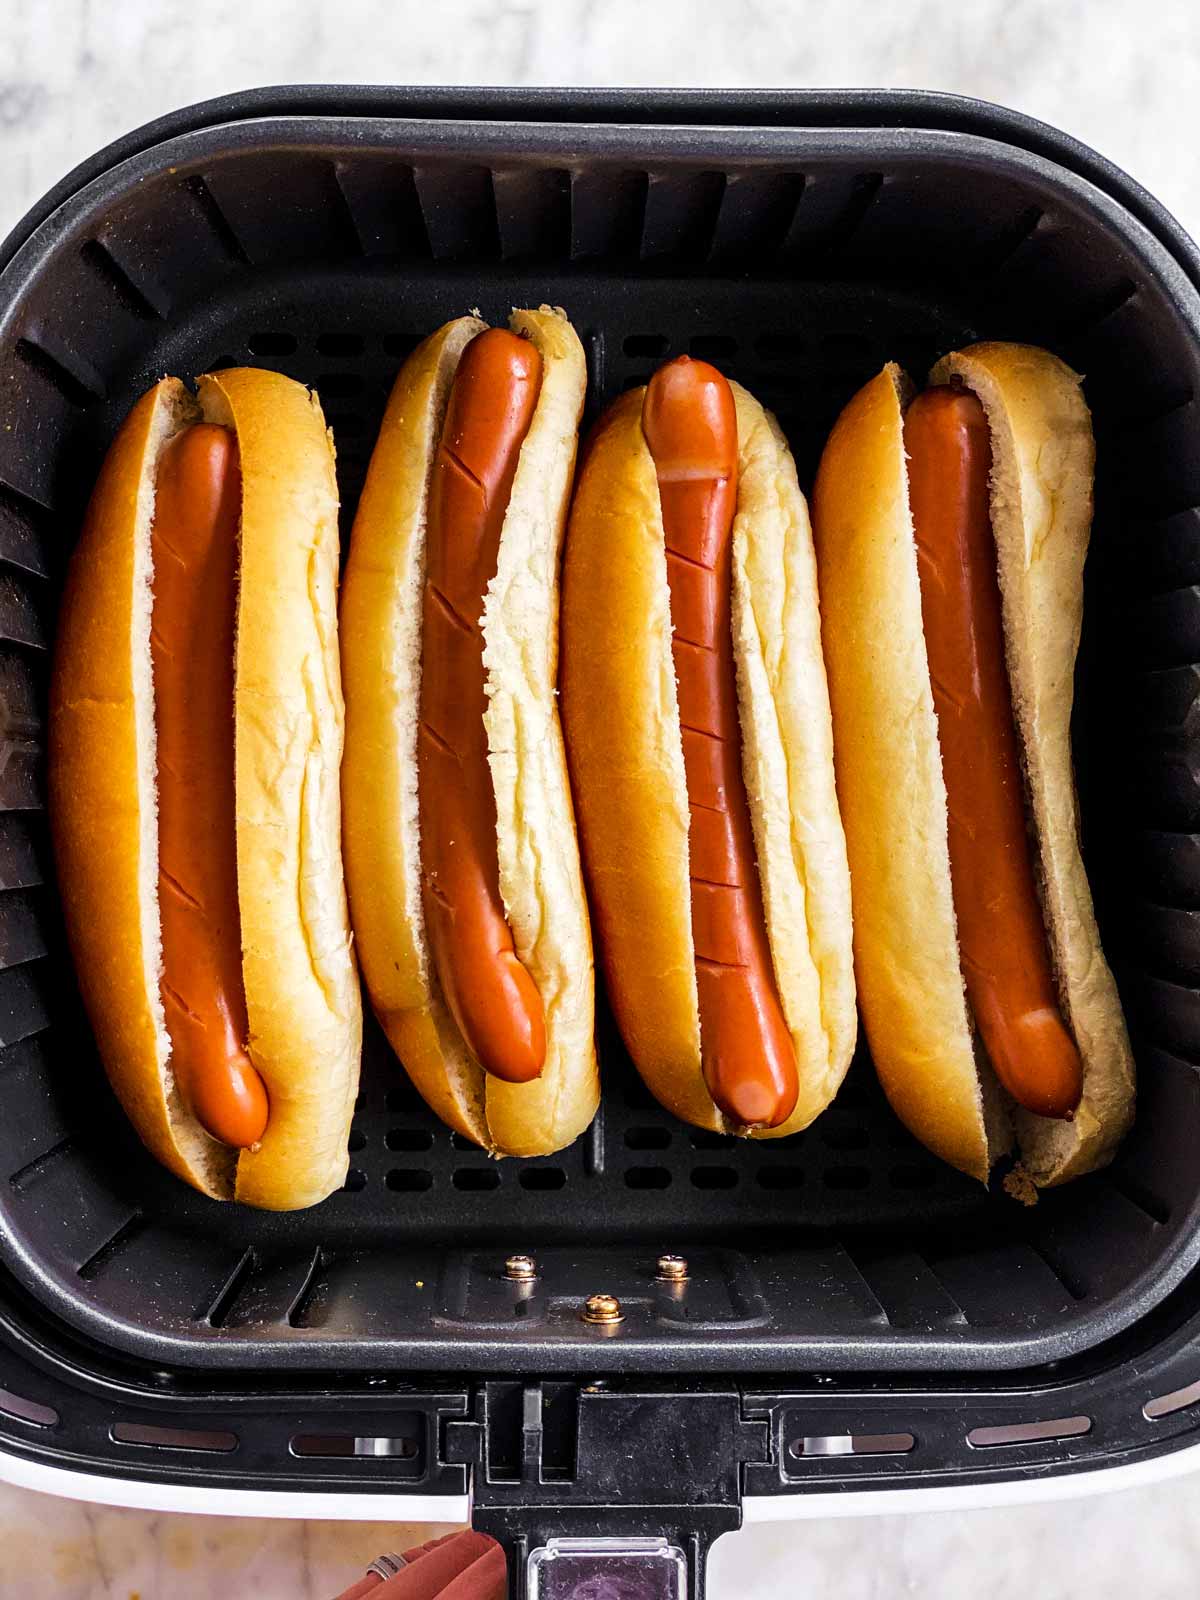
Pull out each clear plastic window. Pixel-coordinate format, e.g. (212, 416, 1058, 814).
(526, 1536, 688, 1600)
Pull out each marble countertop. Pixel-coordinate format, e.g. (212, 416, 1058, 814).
(8, 1472, 1200, 1599)
(5, 0, 1200, 1594)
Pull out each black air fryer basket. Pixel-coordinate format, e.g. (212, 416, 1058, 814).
(3, 86, 1200, 1597)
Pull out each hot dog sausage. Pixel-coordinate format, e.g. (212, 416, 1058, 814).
(151, 423, 268, 1148)
(641, 357, 798, 1129)
(905, 386, 1083, 1120)
(418, 328, 547, 1083)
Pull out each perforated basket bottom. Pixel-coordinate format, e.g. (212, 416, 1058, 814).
(1, 110, 1200, 1376)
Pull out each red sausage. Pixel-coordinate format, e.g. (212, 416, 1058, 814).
(151, 423, 268, 1148)
(418, 328, 547, 1084)
(905, 386, 1083, 1120)
(641, 356, 799, 1129)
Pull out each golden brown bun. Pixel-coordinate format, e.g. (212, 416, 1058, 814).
(341, 309, 600, 1156)
(812, 345, 1134, 1187)
(811, 365, 999, 1181)
(50, 380, 224, 1194)
(200, 368, 362, 1208)
(49, 371, 361, 1209)
(340, 318, 487, 1142)
(930, 344, 1135, 1185)
(560, 380, 856, 1136)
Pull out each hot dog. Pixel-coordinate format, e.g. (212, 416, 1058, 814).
(418, 328, 546, 1085)
(50, 371, 361, 1208)
(341, 309, 599, 1157)
(812, 343, 1135, 1188)
(906, 387, 1083, 1122)
(641, 358, 798, 1128)
(560, 357, 856, 1138)
(151, 422, 267, 1149)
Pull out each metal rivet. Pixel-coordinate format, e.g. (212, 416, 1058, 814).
(656, 1254, 689, 1283)
(505, 1254, 537, 1281)
(582, 1293, 623, 1325)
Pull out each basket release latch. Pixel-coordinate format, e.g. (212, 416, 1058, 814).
(444, 1380, 767, 1599)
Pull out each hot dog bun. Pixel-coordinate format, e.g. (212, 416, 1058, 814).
(561, 379, 856, 1136)
(50, 370, 361, 1208)
(812, 344, 1135, 1187)
(341, 308, 599, 1156)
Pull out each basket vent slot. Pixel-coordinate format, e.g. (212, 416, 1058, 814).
(77, 1212, 144, 1280)
(9, 1134, 74, 1191)
(625, 1167, 671, 1190)
(690, 1131, 736, 1150)
(970, 203, 1045, 279)
(246, 330, 297, 358)
(519, 1167, 566, 1191)
(569, 169, 648, 262)
(0, 1387, 57, 1427)
(324, 412, 365, 438)
(640, 171, 726, 263)
(625, 1126, 671, 1150)
(1060, 276, 1139, 342)
(291, 1431, 419, 1458)
(691, 1166, 737, 1190)
(386, 1168, 433, 1192)
(1145, 1378, 1200, 1419)
(823, 171, 885, 253)
(0, 481, 53, 581)
(754, 330, 808, 361)
(757, 1166, 805, 1191)
(15, 338, 104, 407)
(413, 166, 499, 262)
(688, 333, 737, 362)
(326, 161, 368, 257)
(333, 160, 429, 258)
(967, 1416, 1091, 1448)
(707, 171, 806, 264)
(203, 1247, 256, 1328)
(888, 1163, 938, 1190)
(317, 331, 365, 358)
(112, 1422, 236, 1453)
(385, 1081, 424, 1113)
(79, 239, 167, 321)
(0, 817, 43, 892)
(180, 175, 250, 262)
(454, 1167, 500, 1191)
(820, 1123, 870, 1152)
(383, 332, 423, 361)
(386, 1128, 433, 1152)
(1108, 1167, 1171, 1225)
(823, 1165, 871, 1191)
(316, 370, 366, 398)
(494, 167, 572, 262)
(790, 1432, 914, 1458)
(623, 333, 669, 359)
(1025, 1243, 1088, 1302)
(622, 1075, 661, 1111)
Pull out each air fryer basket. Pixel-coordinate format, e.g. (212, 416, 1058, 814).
(3, 88, 1200, 1589)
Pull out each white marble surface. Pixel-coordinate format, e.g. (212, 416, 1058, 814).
(5, 0, 1200, 247)
(8, 1475, 1200, 1599)
(4, 0, 1200, 1593)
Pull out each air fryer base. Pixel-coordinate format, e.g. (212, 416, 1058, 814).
(3, 87, 1200, 1593)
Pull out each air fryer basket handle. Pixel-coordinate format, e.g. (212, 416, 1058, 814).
(447, 1384, 761, 1599)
